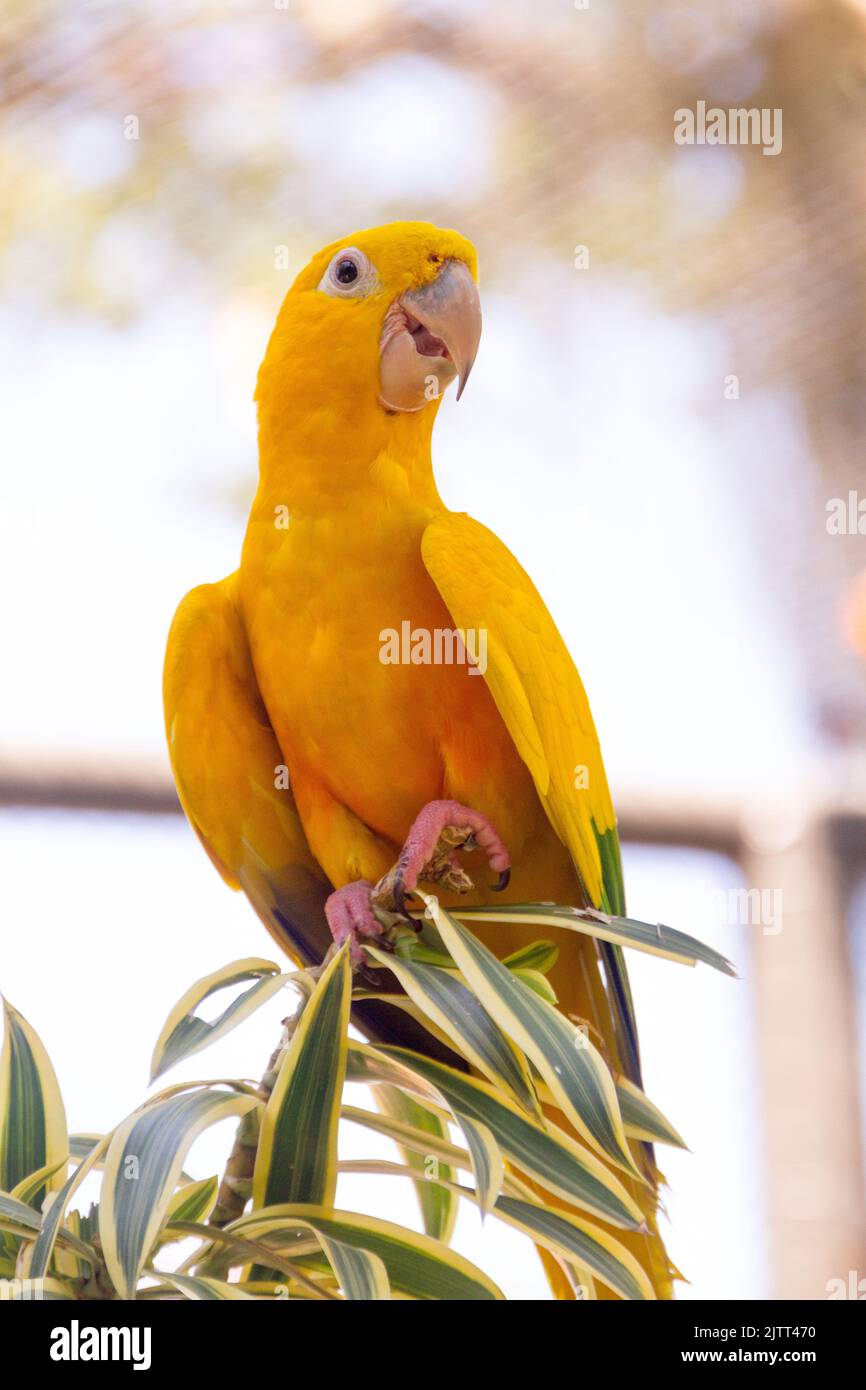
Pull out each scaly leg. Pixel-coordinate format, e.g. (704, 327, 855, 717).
(324, 798, 511, 963)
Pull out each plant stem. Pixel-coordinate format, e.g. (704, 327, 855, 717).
(209, 1021, 289, 1229)
(209, 945, 342, 1230)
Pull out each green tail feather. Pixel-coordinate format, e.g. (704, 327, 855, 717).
(594, 825, 642, 1090)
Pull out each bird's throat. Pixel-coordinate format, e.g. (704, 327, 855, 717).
(254, 401, 443, 521)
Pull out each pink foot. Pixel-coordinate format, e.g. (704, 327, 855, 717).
(325, 880, 383, 966)
(392, 799, 511, 913)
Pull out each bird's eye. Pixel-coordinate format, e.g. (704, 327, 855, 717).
(318, 247, 376, 298)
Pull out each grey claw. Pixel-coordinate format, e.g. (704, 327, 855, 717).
(392, 874, 406, 916)
(392, 876, 418, 920)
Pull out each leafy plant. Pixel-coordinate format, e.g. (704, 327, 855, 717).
(0, 895, 732, 1301)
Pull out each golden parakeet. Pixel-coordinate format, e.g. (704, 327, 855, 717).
(164, 221, 674, 1298)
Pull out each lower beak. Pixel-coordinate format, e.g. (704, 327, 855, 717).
(379, 259, 482, 413)
(403, 258, 481, 400)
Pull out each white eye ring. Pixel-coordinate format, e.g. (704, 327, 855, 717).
(317, 247, 376, 298)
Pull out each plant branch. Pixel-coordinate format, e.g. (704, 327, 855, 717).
(209, 1021, 289, 1229)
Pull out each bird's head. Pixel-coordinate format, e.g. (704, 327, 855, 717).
(256, 222, 481, 448)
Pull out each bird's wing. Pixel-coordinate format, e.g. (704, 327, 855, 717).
(422, 513, 621, 907)
(421, 512, 641, 1083)
(163, 574, 333, 968)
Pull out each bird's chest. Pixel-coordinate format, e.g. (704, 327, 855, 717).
(239, 514, 507, 832)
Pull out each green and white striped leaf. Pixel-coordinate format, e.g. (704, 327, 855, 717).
(426, 898, 638, 1175)
(233, 1279, 328, 1299)
(393, 935, 455, 969)
(355, 1095, 505, 1228)
(157, 1174, 220, 1241)
(316, 1234, 390, 1300)
(355, 989, 476, 1072)
(253, 945, 351, 1209)
(30, 1135, 110, 1279)
(4, 1189, 97, 1279)
(0, 1187, 95, 1284)
(491, 1194, 654, 1300)
(346, 1040, 441, 1100)
(454, 902, 736, 975)
(150, 957, 288, 1081)
(511, 968, 558, 1004)
(0, 1189, 41, 1237)
(353, 1043, 643, 1230)
(616, 1078, 688, 1149)
(337, 1162, 653, 1301)
(10, 1158, 67, 1208)
(344, 1104, 470, 1175)
(69, 1134, 104, 1161)
(152, 1270, 259, 1300)
(99, 1089, 257, 1299)
(364, 945, 539, 1115)
(501, 940, 559, 974)
(50, 1206, 86, 1282)
(373, 1085, 457, 1245)
(231, 1205, 503, 1301)
(164, 1218, 341, 1299)
(348, 1105, 527, 1214)
(73, 1092, 250, 1166)
(394, 927, 562, 982)
(0, 1001, 68, 1205)
(452, 1115, 503, 1218)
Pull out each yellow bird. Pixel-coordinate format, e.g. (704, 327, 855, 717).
(164, 221, 674, 1297)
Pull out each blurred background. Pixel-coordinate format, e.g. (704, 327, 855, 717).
(2, 0, 866, 1299)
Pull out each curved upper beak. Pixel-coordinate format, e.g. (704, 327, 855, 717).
(403, 258, 482, 400)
